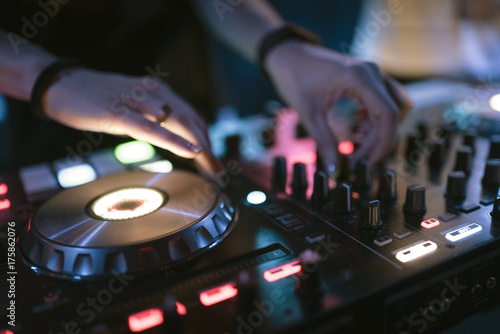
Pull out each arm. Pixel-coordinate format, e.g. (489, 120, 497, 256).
(194, 1, 413, 170)
(0, 30, 221, 179)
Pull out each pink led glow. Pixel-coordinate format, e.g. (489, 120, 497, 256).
(263, 260, 302, 282)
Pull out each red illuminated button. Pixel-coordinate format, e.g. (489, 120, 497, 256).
(128, 308, 163, 332)
(0, 199, 10, 211)
(0, 330, 14, 334)
(421, 218, 440, 229)
(0, 183, 7, 195)
(338, 141, 355, 155)
(176, 301, 187, 315)
(263, 260, 301, 282)
(199, 283, 238, 306)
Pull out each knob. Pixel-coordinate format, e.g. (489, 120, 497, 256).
(454, 146, 473, 175)
(463, 131, 476, 155)
(225, 134, 241, 158)
(482, 159, 500, 191)
(236, 271, 256, 316)
(311, 171, 328, 208)
(491, 194, 500, 221)
(272, 156, 287, 192)
(445, 171, 467, 200)
(417, 123, 428, 141)
(333, 183, 354, 214)
(292, 162, 308, 200)
(162, 295, 183, 334)
(296, 249, 322, 297)
(353, 159, 372, 193)
(428, 141, 446, 169)
(437, 126, 452, 150)
(403, 185, 427, 215)
(361, 200, 383, 229)
(488, 135, 500, 159)
(406, 135, 420, 166)
(378, 169, 397, 201)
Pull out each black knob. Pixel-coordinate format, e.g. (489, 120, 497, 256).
(378, 169, 398, 201)
(454, 146, 473, 175)
(292, 163, 308, 200)
(406, 135, 420, 166)
(437, 126, 452, 150)
(162, 295, 183, 334)
(403, 185, 427, 215)
(361, 200, 383, 229)
(353, 159, 372, 193)
(429, 141, 446, 169)
(489, 135, 500, 160)
(311, 171, 328, 208)
(491, 194, 500, 221)
(297, 249, 322, 297)
(333, 183, 354, 214)
(272, 156, 287, 192)
(445, 171, 467, 200)
(236, 271, 256, 316)
(463, 131, 477, 155)
(225, 134, 241, 158)
(482, 159, 500, 191)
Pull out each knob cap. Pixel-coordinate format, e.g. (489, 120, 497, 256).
(225, 134, 241, 158)
(236, 271, 256, 316)
(297, 249, 322, 297)
(353, 159, 372, 192)
(454, 146, 473, 175)
(272, 156, 287, 192)
(362, 200, 383, 229)
(482, 159, 500, 190)
(488, 135, 500, 160)
(445, 171, 467, 199)
(491, 194, 500, 221)
(162, 295, 183, 334)
(463, 131, 477, 154)
(333, 183, 354, 214)
(428, 141, 446, 169)
(311, 171, 328, 208)
(404, 185, 427, 215)
(292, 163, 308, 200)
(378, 169, 397, 201)
(406, 135, 420, 166)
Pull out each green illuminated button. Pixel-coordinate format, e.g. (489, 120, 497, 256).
(114, 141, 155, 164)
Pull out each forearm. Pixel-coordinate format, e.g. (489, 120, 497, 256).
(193, 0, 284, 62)
(0, 30, 57, 101)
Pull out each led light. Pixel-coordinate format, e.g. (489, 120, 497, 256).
(421, 218, 440, 229)
(91, 188, 164, 220)
(0, 183, 7, 195)
(246, 191, 267, 205)
(57, 164, 97, 188)
(263, 260, 301, 282)
(338, 141, 355, 155)
(445, 223, 483, 242)
(396, 241, 438, 263)
(0, 330, 14, 334)
(176, 301, 187, 315)
(199, 283, 238, 306)
(489, 94, 500, 112)
(139, 160, 173, 173)
(128, 308, 163, 332)
(114, 141, 155, 164)
(0, 199, 11, 211)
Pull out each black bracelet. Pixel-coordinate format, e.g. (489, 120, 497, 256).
(30, 59, 80, 120)
(258, 23, 322, 80)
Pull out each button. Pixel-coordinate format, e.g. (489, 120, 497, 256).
(393, 229, 412, 240)
(57, 164, 97, 188)
(445, 223, 483, 242)
(438, 214, 457, 222)
(114, 141, 155, 164)
(480, 197, 495, 205)
(395, 240, 438, 263)
(0, 199, 10, 211)
(461, 203, 480, 213)
(89, 149, 127, 176)
(305, 232, 326, 244)
(276, 213, 305, 229)
(19, 163, 59, 196)
(0, 183, 7, 196)
(263, 203, 285, 216)
(421, 218, 440, 229)
(374, 235, 393, 247)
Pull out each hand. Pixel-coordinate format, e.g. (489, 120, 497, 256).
(44, 68, 222, 178)
(265, 41, 413, 172)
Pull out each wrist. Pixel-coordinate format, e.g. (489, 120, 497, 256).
(264, 40, 309, 79)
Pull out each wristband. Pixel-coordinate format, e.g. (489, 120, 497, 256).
(258, 23, 322, 80)
(30, 59, 80, 120)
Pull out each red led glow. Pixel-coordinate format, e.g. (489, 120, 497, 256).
(421, 218, 440, 229)
(128, 308, 163, 332)
(199, 283, 238, 306)
(176, 301, 187, 315)
(0, 199, 10, 211)
(289, 152, 317, 165)
(0, 183, 7, 195)
(352, 192, 360, 199)
(338, 141, 354, 155)
(0, 330, 14, 334)
(263, 260, 301, 283)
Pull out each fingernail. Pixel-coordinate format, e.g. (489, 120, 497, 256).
(187, 142, 203, 153)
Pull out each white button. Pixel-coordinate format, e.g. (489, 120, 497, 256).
(19, 163, 59, 195)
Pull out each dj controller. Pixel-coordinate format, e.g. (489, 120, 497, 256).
(1, 80, 500, 334)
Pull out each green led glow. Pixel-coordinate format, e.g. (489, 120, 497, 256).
(114, 141, 155, 164)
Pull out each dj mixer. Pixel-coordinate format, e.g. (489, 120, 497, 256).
(1, 80, 500, 334)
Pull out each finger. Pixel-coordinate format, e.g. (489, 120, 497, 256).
(132, 96, 170, 122)
(383, 76, 413, 116)
(350, 121, 378, 168)
(114, 109, 203, 158)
